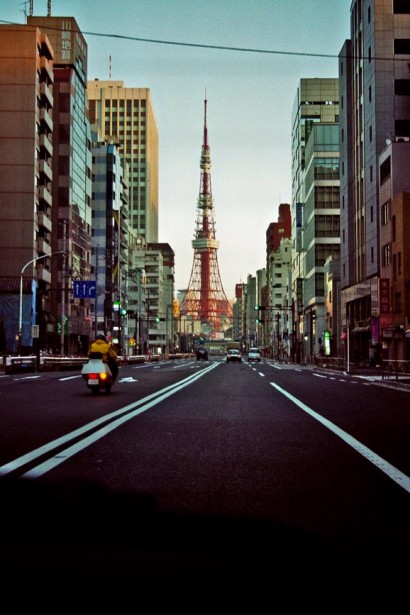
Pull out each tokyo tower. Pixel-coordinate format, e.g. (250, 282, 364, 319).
(179, 98, 233, 332)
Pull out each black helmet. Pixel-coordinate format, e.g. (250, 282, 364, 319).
(96, 334, 106, 341)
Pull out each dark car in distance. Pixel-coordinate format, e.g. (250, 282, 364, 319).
(226, 348, 242, 363)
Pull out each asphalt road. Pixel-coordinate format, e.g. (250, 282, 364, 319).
(0, 357, 409, 601)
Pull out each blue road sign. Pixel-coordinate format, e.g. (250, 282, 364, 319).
(73, 280, 96, 299)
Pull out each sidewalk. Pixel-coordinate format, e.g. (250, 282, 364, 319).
(314, 362, 410, 392)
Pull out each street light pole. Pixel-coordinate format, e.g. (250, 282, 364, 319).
(19, 250, 66, 354)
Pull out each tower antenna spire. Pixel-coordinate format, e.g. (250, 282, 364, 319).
(179, 98, 232, 333)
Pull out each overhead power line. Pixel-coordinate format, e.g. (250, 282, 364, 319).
(0, 19, 339, 59)
(0, 19, 408, 62)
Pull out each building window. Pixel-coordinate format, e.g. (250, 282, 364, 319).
(369, 85, 372, 102)
(382, 243, 391, 267)
(394, 39, 410, 54)
(392, 215, 396, 241)
(380, 157, 391, 184)
(395, 119, 410, 136)
(394, 0, 410, 14)
(368, 46, 372, 62)
(369, 125, 372, 142)
(381, 201, 391, 226)
(370, 165, 373, 182)
(394, 293, 402, 314)
(395, 79, 410, 95)
(371, 246, 374, 263)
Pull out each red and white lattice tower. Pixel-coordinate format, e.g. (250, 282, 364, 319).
(179, 98, 233, 332)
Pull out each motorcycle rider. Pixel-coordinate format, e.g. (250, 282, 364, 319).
(88, 334, 119, 381)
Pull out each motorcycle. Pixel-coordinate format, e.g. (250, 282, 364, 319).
(81, 353, 116, 394)
(196, 346, 208, 361)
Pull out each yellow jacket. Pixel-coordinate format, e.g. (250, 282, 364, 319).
(89, 338, 117, 362)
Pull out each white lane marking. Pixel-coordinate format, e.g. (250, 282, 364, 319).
(0, 362, 219, 479)
(60, 375, 82, 381)
(270, 382, 410, 495)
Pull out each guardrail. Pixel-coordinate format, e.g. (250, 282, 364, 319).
(1, 352, 197, 374)
(382, 359, 410, 381)
(313, 356, 346, 371)
(40, 356, 88, 371)
(4, 355, 37, 374)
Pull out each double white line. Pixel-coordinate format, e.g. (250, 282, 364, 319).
(0, 362, 219, 480)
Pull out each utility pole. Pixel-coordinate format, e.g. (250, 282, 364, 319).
(60, 220, 66, 355)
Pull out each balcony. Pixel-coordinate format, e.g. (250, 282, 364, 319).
(40, 81, 53, 107)
(37, 238, 52, 255)
(39, 159, 53, 182)
(38, 211, 52, 232)
(39, 107, 53, 132)
(39, 56, 54, 83)
(36, 266, 51, 284)
(39, 133, 53, 157)
(38, 185, 52, 207)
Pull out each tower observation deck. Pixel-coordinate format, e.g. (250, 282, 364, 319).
(179, 98, 233, 332)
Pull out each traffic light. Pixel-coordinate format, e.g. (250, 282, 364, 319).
(120, 308, 127, 316)
(254, 304, 259, 311)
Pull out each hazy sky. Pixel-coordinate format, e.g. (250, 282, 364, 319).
(2, 0, 351, 298)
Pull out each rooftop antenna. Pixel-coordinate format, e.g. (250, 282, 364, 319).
(109, 54, 112, 79)
(47, 0, 51, 16)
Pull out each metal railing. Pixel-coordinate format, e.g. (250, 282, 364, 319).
(382, 359, 410, 381)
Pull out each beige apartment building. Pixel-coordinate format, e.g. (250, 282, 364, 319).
(87, 81, 159, 246)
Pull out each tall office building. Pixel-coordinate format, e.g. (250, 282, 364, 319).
(91, 140, 129, 343)
(339, 0, 410, 362)
(28, 15, 93, 354)
(291, 78, 340, 360)
(87, 81, 159, 245)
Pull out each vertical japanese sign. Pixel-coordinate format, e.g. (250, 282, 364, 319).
(296, 202, 303, 252)
(379, 278, 390, 315)
(296, 277, 303, 316)
(61, 20, 72, 63)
